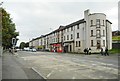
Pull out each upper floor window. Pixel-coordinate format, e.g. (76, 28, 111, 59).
(96, 30, 100, 38)
(64, 36, 65, 40)
(61, 37, 63, 41)
(91, 30, 93, 36)
(91, 20, 93, 26)
(71, 34, 73, 39)
(103, 30, 105, 36)
(63, 29, 65, 33)
(77, 24, 79, 29)
(91, 40, 93, 46)
(77, 33, 79, 38)
(103, 20, 104, 25)
(67, 35, 69, 40)
(56, 38, 57, 42)
(67, 28, 69, 32)
(71, 27, 73, 31)
(63, 29, 66, 33)
(96, 19, 100, 25)
(79, 41, 81, 47)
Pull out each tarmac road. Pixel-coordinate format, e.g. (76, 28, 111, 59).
(15, 51, 119, 79)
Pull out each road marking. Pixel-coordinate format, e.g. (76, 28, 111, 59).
(47, 70, 54, 78)
(31, 67, 47, 79)
(72, 76, 75, 79)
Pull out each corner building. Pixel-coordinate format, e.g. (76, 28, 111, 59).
(29, 9, 112, 53)
(62, 9, 112, 53)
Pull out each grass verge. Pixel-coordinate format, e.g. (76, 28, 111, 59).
(109, 48, 120, 54)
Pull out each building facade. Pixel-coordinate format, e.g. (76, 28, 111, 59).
(29, 9, 112, 53)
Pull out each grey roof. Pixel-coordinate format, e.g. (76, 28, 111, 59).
(106, 19, 112, 24)
(29, 19, 85, 42)
(64, 19, 85, 29)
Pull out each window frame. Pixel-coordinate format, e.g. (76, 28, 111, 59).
(91, 30, 93, 36)
(91, 40, 93, 46)
(77, 33, 79, 38)
(77, 24, 79, 29)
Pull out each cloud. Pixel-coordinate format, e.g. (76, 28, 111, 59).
(103, 6, 118, 31)
(2, 0, 119, 46)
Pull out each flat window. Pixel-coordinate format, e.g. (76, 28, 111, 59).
(71, 34, 73, 39)
(91, 40, 93, 46)
(67, 28, 69, 32)
(77, 24, 79, 29)
(103, 30, 105, 36)
(103, 40, 105, 46)
(71, 27, 73, 31)
(56, 38, 57, 42)
(77, 33, 79, 38)
(64, 36, 65, 40)
(91, 20, 93, 26)
(91, 30, 93, 36)
(96, 30, 100, 38)
(96, 19, 100, 28)
(79, 41, 81, 47)
(103, 20, 104, 25)
(96, 19, 100, 25)
(67, 35, 69, 40)
(64, 29, 65, 33)
(76, 41, 78, 47)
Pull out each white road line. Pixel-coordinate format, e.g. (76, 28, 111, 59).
(46, 70, 54, 78)
(72, 76, 75, 79)
(31, 67, 47, 79)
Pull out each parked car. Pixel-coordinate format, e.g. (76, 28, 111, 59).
(30, 48, 37, 52)
(32, 48, 37, 52)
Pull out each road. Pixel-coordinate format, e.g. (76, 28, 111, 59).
(13, 51, 119, 79)
(2, 51, 44, 80)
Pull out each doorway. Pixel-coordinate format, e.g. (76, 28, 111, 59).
(64, 45, 68, 53)
(97, 40, 101, 49)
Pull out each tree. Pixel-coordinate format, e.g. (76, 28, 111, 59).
(1, 8, 19, 49)
(24, 42, 29, 47)
(19, 42, 25, 49)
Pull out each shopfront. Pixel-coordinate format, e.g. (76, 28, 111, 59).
(50, 43, 63, 53)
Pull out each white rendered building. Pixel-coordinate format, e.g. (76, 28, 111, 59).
(29, 9, 112, 53)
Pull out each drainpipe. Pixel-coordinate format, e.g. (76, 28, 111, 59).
(106, 21, 108, 48)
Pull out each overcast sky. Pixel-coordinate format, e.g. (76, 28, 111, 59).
(1, 0, 119, 46)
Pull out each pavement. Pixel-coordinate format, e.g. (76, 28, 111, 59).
(0, 47, 2, 81)
(2, 51, 44, 80)
(16, 51, 119, 79)
(0, 56, 2, 81)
